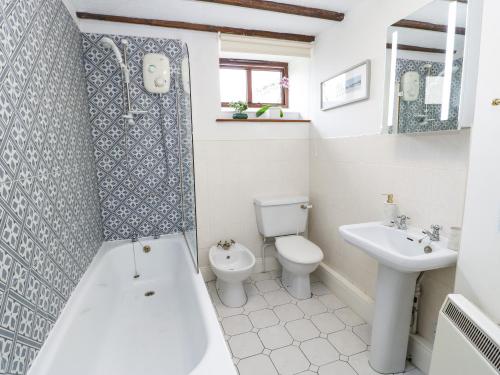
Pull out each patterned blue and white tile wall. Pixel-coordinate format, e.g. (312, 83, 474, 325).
(396, 58, 463, 133)
(0, 0, 103, 373)
(82, 33, 195, 241)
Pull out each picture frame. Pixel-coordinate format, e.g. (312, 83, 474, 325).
(321, 60, 371, 111)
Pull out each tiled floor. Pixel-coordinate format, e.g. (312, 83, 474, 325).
(206, 271, 424, 375)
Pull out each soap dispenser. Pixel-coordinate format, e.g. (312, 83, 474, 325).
(382, 194, 398, 226)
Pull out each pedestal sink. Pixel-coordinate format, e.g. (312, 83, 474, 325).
(339, 222, 458, 374)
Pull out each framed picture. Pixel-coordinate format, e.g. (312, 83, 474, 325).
(321, 60, 371, 111)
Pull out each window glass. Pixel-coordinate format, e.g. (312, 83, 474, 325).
(251, 70, 282, 104)
(220, 68, 247, 103)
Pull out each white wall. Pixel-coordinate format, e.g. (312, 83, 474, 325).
(78, 19, 310, 273)
(308, 0, 471, 345)
(455, 0, 500, 324)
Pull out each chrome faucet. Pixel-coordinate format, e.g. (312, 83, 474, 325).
(153, 227, 160, 240)
(394, 215, 410, 230)
(422, 225, 442, 242)
(131, 232, 138, 243)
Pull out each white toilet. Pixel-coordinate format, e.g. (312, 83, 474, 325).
(254, 196, 324, 299)
(209, 242, 256, 307)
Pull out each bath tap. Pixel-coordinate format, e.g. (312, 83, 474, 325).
(153, 227, 160, 240)
(131, 232, 138, 243)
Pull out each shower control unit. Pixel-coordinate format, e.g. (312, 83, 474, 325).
(143, 53, 171, 94)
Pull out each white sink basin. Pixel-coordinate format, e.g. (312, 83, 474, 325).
(339, 222, 458, 273)
(339, 222, 458, 374)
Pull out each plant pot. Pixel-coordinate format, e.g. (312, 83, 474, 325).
(232, 113, 248, 120)
(262, 107, 283, 119)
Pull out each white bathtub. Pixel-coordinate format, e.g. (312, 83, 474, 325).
(29, 234, 236, 375)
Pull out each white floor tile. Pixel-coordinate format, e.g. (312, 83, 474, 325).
(215, 302, 244, 318)
(263, 290, 292, 306)
(318, 361, 357, 375)
(244, 283, 259, 296)
(353, 324, 372, 345)
(249, 308, 279, 329)
(300, 337, 340, 366)
(335, 307, 365, 326)
(319, 294, 347, 310)
(205, 273, 413, 375)
(259, 325, 293, 350)
(311, 312, 345, 334)
(222, 315, 253, 336)
(286, 319, 320, 341)
(327, 330, 367, 356)
(270, 345, 310, 375)
(297, 298, 327, 316)
(311, 282, 331, 296)
(229, 332, 264, 359)
(244, 294, 269, 312)
(238, 354, 277, 375)
(274, 303, 304, 322)
(251, 272, 275, 281)
(256, 279, 281, 293)
(348, 351, 380, 375)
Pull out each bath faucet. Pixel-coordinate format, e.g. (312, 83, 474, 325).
(422, 225, 442, 242)
(394, 215, 410, 230)
(153, 227, 160, 240)
(131, 232, 138, 243)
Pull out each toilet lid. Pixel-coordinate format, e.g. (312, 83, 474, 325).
(275, 236, 323, 264)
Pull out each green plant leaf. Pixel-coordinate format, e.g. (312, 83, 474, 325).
(256, 105, 271, 118)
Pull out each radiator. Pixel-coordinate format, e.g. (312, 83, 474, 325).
(430, 294, 500, 375)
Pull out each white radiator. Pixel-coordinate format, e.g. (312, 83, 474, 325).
(430, 294, 500, 375)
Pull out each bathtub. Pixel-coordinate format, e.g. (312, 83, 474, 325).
(29, 234, 236, 375)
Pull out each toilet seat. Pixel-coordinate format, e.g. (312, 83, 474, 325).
(275, 236, 323, 264)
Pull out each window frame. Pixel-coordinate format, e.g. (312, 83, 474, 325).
(219, 58, 289, 108)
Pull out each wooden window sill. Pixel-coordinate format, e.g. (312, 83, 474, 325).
(216, 119, 311, 123)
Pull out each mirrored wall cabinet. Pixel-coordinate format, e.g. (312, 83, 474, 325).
(383, 0, 483, 134)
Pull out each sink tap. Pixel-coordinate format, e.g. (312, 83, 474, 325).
(422, 225, 442, 242)
(394, 215, 410, 230)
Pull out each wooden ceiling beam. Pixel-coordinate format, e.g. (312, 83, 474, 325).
(195, 0, 344, 21)
(393, 19, 466, 35)
(76, 12, 316, 42)
(386, 43, 447, 54)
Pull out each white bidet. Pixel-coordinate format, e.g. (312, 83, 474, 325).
(209, 243, 256, 307)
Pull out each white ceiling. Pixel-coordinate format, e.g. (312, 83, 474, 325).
(72, 0, 367, 36)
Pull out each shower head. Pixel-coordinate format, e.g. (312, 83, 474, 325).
(100, 37, 124, 67)
(100, 37, 130, 84)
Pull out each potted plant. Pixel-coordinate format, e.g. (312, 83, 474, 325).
(256, 77, 289, 119)
(230, 101, 249, 119)
(256, 105, 284, 119)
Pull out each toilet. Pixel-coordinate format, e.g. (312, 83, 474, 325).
(209, 242, 256, 307)
(254, 196, 324, 299)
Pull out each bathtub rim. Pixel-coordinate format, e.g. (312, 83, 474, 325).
(28, 233, 236, 375)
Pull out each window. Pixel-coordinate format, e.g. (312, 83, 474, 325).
(219, 58, 289, 108)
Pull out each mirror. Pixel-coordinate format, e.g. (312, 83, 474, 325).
(383, 0, 470, 134)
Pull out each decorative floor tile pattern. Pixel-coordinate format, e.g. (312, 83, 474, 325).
(206, 271, 425, 375)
